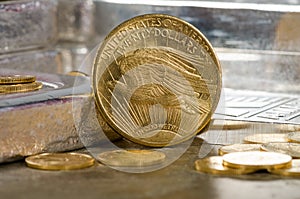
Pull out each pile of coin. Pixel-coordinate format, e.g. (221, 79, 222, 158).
(0, 75, 42, 94)
(195, 132, 300, 177)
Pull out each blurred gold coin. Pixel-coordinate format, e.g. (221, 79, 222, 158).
(223, 151, 292, 170)
(211, 120, 250, 130)
(261, 142, 300, 158)
(97, 149, 165, 167)
(243, 133, 288, 144)
(25, 153, 95, 170)
(0, 75, 36, 84)
(268, 159, 300, 177)
(287, 132, 300, 143)
(0, 81, 42, 94)
(218, 144, 262, 155)
(276, 124, 300, 132)
(195, 156, 256, 175)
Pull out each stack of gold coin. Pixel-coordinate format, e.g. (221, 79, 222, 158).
(195, 151, 292, 176)
(92, 13, 222, 147)
(0, 75, 42, 94)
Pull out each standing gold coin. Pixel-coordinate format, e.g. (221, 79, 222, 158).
(261, 142, 300, 158)
(0, 75, 36, 84)
(0, 81, 43, 94)
(223, 151, 292, 170)
(25, 153, 95, 170)
(93, 14, 222, 146)
(287, 132, 300, 143)
(218, 144, 262, 156)
(243, 133, 288, 144)
(97, 149, 166, 167)
(268, 159, 300, 177)
(194, 156, 256, 175)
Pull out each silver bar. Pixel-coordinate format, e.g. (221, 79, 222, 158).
(58, 0, 95, 42)
(94, 0, 300, 51)
(0, 0, 58, 54)
(0, 49, 63, 74)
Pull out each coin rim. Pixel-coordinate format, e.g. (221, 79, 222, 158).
(0, 75, 36, 84)
(97, 149, 166, 167)
(194, 156, 256, 175)
(25, 153, 95, 170)
(92, 13, 222, 147)
(268, 159, 300, 177)
(0, 81, 43, 93)
(222, 151, 292, 170)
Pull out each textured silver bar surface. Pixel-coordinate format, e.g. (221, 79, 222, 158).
(58, 0, 95, 42)
(0, 49, 63, 74)
(0, 0, 57, 54)
(94, 0, 300, 51)
(0, 69, 119, 163)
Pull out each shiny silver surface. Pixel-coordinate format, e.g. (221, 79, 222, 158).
(0, 0, 58, 54)
(94, 0, 300, 51)
(58, 0, 95, 42)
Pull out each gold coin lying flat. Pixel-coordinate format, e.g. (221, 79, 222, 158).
(243, 133, 288, 144)
(0, 75, 36, 84)
(218, 144, 262, 156)
(97, 149, 166, 167)
(277, 124, 300, 132)
(0, 81, 43, 94)
(268, 159, 300, 177)
(261, 142, 300, 158)
(287, 132, 300, 143)
(195, 156, 256, 175)
(25, 153, 95, 170)
(223, 151, 292, 170)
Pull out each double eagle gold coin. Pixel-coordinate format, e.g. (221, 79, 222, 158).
(92, 14, 222, 147)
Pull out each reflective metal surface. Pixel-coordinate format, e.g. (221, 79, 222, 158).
(94, 0, 300, 51)
(0, 0, 57, 54)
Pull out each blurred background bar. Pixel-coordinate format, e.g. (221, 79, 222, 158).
(0, 49, 62, 73)
(94, 0, 300, 52)
(57, 0, 96, 43)
(0, 0, 57, 54)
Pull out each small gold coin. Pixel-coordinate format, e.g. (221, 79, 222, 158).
(25, 153, 95, 170)
(0, 81, 43, 94)
(268, 159, 300, 177)
(194, 156, 256, 175)
(287, 132, 300, 143)
(261, 142, 300, 158)
(0, 75, 36, 84)
(97, 149, 166, 167)
(211, 120, 250, 130)
(223, 151, 292, 170)
(243, 133, 288, 144)
(218, 144, 262, 155)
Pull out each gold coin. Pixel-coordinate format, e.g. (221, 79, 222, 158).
(93, 14, 222, 146)
(218, 144, 262, 155)
(25, 153, 95, 170)
(0, 75, 36, 84)
(276, 124, 300, 132)
(211, 119, 250, 130)
(97, 149, 166, 167)
(194, 156, 256, 175)
(243, 133, 288, 144)
(223, 151, 292, 170)
(268, 159, 300, 177)
(261, 142, 300, 158)
(0, 81, 43, 94)
(287, 132, 300, 143)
